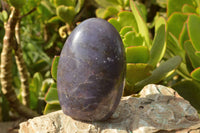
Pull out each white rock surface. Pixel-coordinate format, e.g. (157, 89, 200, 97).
(19, 84, 200, 133)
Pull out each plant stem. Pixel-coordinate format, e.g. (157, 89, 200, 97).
(0, 7, 38, 118)
(14, 20, 30, 107)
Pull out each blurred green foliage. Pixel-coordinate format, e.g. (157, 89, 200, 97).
(0, 0, 200, 119)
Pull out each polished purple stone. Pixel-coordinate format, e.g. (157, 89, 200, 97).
(57, 18, 126, 121)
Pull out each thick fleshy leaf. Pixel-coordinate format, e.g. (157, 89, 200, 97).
(167, 0, 194, 16)
(51, 56, 59, 80)
(56, 5, 76, 24)
(182, 4, 196, 13)
(135, 2, 147, 22)
(96, 7, 118, 19)
(196, 51, 200, 57)
(75, 0, 85, 13)
(43, 103, 61, 114)
(130, 0, 150, 47)
(94, 0, 120, 8)
(179, 23, 189, 48)
(123, 31, 144, 47)
(167, 13, 188, 39)
(184, 41, 200, 69)
(108, 18, 121, 32)
(188, 14, 200, 51)
(191, 68, 200, 81)
(120, 26, 134, 37)
(156, 0, 167, 8)
(44, 83, 59, 104)
(185, 52, 194, 73)
(41, 79, 54, 95)
(173, 80, 200, 112)
(47, 16, 61, 24)
(0, 10, 8, 22)
(118, 11, 138, 32)
(148, 24, 166, 67)
(135, 56, 182, 91)
(155, 17, 166, 33)
(126, 46, 149, 63)
(96, 8, 106, 18)
(54, 0, 75, 7)
(167, 33, 185, 60)
(126, 63, 153, 86)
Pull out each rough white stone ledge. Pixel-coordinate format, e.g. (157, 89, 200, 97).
(19, 84, 200, 133)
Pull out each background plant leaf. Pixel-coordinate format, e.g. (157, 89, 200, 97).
(126, 46, 149, 63)
(56, 5, 76, 24)
(130, 0, 150, 47)
(148, 24, 166, 67)
(167, 13, 188, 39)
(51, 56, 59, 81)
(188, 14, 200, 51)
(173, 80, 200, 113)
(123, 31, 144, 47)
(135, 56, 182, 91)
(182, 4, 196, 13)
(184, 41, 200, 69)
(44, 83, 59, 104)
(167, 0, 194, 16)
(118, 11, 138, 32)
(191, 68, 200, 81)
(126, 63, 153, 86)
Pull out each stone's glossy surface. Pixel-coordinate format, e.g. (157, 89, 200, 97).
(57, 18, 126, 121)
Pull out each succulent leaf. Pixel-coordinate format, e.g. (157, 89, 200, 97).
(135, 56, 182, 91)
(167, 13, 188, 39)
(167, 0, 194, 16)
(118, 11, 138, 32)
(155, 17, 166, 33)
(173, 80, 200, 112)
(75, 0, 85, 13)
(188, 14, 200, 51)
(54, 0, 75, 7)
(126, 46, 149, 63)
(108, 18, 121, 32)
(96, 7, 119, 19)
(43, 103, 61, 114)
(47, 16, 61, 24)
(126, 63, 153, 86)
(56, 5, 76, 24)
(120, 26, 134, 37)
(148, 24, 166, 67)
(51, 56, 60, 81)
(123, 31, 144, 47)
(167, 33, 185, 60)
(0, 10, 8, 22)
(130, 0, 150, 47)
(182, 4, 197, 13)
(179, 23, 189, 48)
(184, 41, 200, 69)
(45, 83, 59, 104)
(191, 68, 200, 81)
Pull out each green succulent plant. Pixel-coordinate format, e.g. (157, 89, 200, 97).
(95, 0, 147, 20)
(165, 0, 200, 112)
(108, 0, 182, 95)
(39, 0, 84, 39)
(44, 0, 200, 114)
